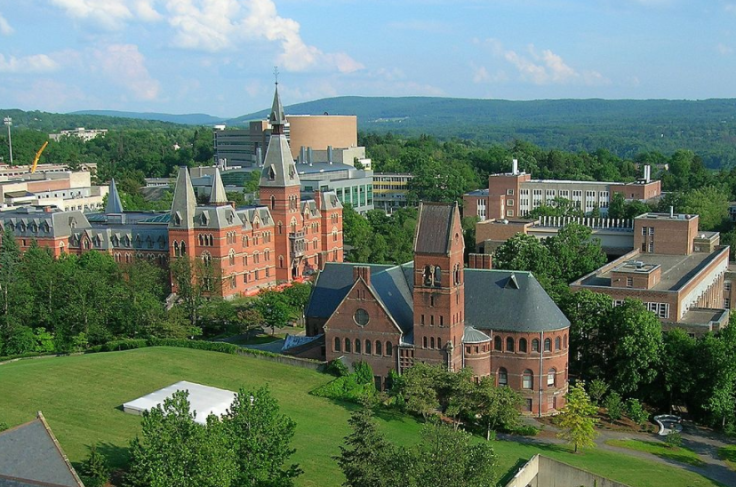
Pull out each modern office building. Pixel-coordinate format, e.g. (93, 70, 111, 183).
(0, 170, 107, 212)
(373, 173, 413, 212)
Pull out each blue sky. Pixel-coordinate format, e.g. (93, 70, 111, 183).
(0, 0, 735, 117)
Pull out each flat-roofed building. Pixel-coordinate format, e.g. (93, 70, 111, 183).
(570, 212, 730, 336)
(373, 173, 413, 212)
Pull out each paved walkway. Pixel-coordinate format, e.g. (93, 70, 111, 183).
(508, 418, 736, 486)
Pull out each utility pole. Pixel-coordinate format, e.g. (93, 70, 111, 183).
(3, 117, 12, 165)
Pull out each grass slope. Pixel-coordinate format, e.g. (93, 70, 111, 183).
(0, 348, 722, 487)
(606, 439, 706, 467)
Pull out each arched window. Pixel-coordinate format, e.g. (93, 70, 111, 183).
(180, 241, 186, 256)
(423, 265, 433, 286)
(173, 241, 180, 257)
(376, 340, 382, 356)
(278, 222, 283, 234)
(334, 337, 341, 352)
(270, 195, 276, 209)
(523, 370, 533, 389)
(345, 338, 351, 353)
(386, 341, 393, 356)
(365, 340, 372, 355)
(433, 266, 441, 287)
(198, 234, 204, 246)
(544, 338, 552, 352)
(547, 368, 556, 387)
(532, 339, 540, 352)
(423, 336, 427, 349)
(355, 339, 361, 354)
(555, 337, 561, 351)
(494, 336, 502, 351)
(430, 337, 435, 349)
(229, 249, 235, 266)
(498, 368, 508, 386)
(333, 229, 338, 242)
(437, 337, 442, 349)
(279, 256, 284, 268)
(506, 337, 514, 352)
(202, 252, 211, 267)
(519, 338, 528, 353)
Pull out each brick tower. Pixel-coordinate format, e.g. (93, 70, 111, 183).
(412, 202, 465, 371)
(259, 84, 302, 282)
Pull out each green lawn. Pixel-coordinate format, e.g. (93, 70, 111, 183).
(605, 439, 706, 467)
(718, 445, 736, 471)
(0, 348, 722, 487)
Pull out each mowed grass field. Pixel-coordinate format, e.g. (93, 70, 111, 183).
(0, 348, 723, 487)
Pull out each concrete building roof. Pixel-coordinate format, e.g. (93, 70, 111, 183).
(577, 249, 728, 292)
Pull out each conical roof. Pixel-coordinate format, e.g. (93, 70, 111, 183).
(260, 135, 300, 188)
(209, 168, 228, 205)
(106, 178, 124, 213)
(169, 167, 197, 228)
(269, 85, 286, 127)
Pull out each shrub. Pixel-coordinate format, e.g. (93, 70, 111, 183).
(326, 359, 349, 377)
(79, 444, 109, 487)
(353, 361, 374, 385)
(665, 431, 683, 449)
(312, 374, 376, 403)
(587, 378, 609, 406)
(4, 326, 35, 356)
(604, 391, 624, 422)
(626, 398, 649, 427)
(510, 425, 539, 436)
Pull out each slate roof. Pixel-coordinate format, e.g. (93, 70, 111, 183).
(0, 413, 83, 487)
(106, 178, 124, 213)
(169, 167, 197, 228)
(208, 169, 228, 205)
(463, 326, 491, 343)
(259, 135, 300, 188)
(317, 191, 343, 211)
(306, 263, 569, 336)
(0, 209, 90, 239)
(414, 203, 455, 255)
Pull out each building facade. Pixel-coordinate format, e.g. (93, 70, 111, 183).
(306, 202, 570, 415)
(463, 160, 662, 221)
(373, 173, 413, 213)
(0, 87, 345, 300)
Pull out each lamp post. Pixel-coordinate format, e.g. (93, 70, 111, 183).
(3, 117, 12, 165)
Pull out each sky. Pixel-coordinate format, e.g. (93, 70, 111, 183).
(0, 0, 735, 117)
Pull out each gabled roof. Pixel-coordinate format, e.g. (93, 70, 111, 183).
(317, 191, 342, 211)
(414, 202, 456, 255)
(306, 263, 569, 335)
(106, 178, 124, 213)
(0, 413, 83, 487)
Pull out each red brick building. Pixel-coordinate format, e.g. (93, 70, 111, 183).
(306, 202, 570, 415)
(0, 87, 345, 299)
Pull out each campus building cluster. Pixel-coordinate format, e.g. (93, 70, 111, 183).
(0, 166, 106, 212)
(0, 88, 345, 299)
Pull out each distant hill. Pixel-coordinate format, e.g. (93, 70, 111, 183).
(232, 97, 736, 168)
(71, 110, 227, 126)
(0, 109, 187, 132)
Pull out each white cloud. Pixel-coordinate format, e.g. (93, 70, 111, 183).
(471, 64, 508, 84)
(0, 12, 14, 36)
(481, 39, 608, 86)
(92, 44, 160, 100)
(48, 0, 135, 30)
(165, 0, 363, 73)
(0, 53, 59, 73)
(717, 43, 734, 55)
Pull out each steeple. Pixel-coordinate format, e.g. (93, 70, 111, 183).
(106, 178, 124, 214)
(208, 168, 228, 206)
(269, 83, 287, 135)
(169, 167, 197, 228)
(260, 83, 299, 188)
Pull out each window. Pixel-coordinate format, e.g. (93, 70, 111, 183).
(642, 227, 647, 236)
(355, 339, 361, 354)
(532, 339, 540, 352)
(555, 337, 561, 351)
(519, 338, 527, 353)
(506, 189, 514, 196)
(548, 369, 556, 387)
(564, 334, 568, 348)
(354, 308, 369, 326)
(523, 370, 533, 389)
(344, 338, 351, 353)
(423, 336, 427, 348)
(626, 277, 633, 288)
(334, 337, 341, 352)
(726, 282, 732, 293)
(649, 241, 654, 253)
(430, 337, 435, 349)
(386, 341, 392, 356)
(376, 340, 382, 356)
(365, 340, 372, 355)
(506, 337, 514, 352)
(649, 227, 654, 236)
(494, 336, 502, 351)
(525, 399, 533, 412)
(544, 338, 551, 352)
(726, 298, 731, 310)
(498, 368, 508, 386)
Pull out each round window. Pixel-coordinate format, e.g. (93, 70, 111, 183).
(354, 308, 369, 326)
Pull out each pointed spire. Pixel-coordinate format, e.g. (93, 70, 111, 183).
(209, 168, 228, 206)
(169, 167, 197, 228)
(106, 178, 124, 213)
(269, 84, 287, 134)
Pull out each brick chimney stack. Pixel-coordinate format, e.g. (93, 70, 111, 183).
(353, 266, 371, 286)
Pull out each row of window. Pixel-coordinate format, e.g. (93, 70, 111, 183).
(334, 338, 394, 357)
(497, 367, 559, 389)
(613, 300, 669, 319)
(493, 335, 567, 353)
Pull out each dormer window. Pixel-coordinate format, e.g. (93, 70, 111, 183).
(289, 165, 296, 179)
(200, 213, 209, 226)
(226, 212, 234, 224)
(174, 212, 182, 226)
(268, 167, 276, 181)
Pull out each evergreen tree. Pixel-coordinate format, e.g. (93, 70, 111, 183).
(79, 444, 109, 487)
(337, 408, 398, 487)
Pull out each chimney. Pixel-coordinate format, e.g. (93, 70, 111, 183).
(328, 146, 333, 165)
(352, 266, 371, 286)
(307, 147, 313, 165)
(644, 164, 651, 183)
(300, 146, 306, 164)
(670, 206, 674, 218)
(512, 158, 519, 175)
(256, 147, 263, 166)
(314, 189, 321, 210)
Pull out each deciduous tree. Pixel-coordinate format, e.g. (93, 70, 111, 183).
(557, 382, 599, 453)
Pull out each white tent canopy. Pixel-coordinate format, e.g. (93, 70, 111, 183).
(123, 381, 236, 425)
